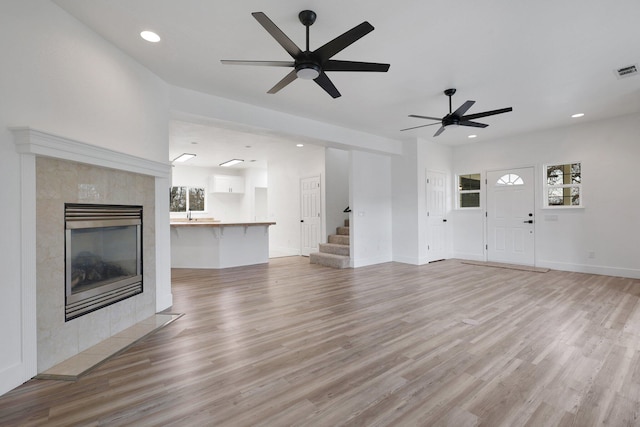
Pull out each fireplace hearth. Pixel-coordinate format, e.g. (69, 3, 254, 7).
(65, 204, 143, 321)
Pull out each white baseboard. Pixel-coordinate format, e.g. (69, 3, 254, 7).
(269, 246, 300, 258)
(392, 255, 422, 265)
(537, 260, 640, 279)
(353, 254, 392, 268)
(452, 252, 485, 262)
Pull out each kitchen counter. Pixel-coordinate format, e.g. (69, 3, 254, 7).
(170, 220, 275, 227)
(170, 220, 275, 269)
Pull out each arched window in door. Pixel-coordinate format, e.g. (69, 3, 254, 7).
(496, 173, 524, 186)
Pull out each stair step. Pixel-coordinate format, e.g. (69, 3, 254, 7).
(328, 234, 349, 245)
(310, 252, 350, 269)
(336, 226, 349, 236)
(319, 243, 350, 256)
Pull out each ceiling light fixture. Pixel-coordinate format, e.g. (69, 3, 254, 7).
(140, 30, 161, 43)
(571, 113, 585, 118)
(468, 134, 477, 139)
(219, 159, 244, 167)
(295, 63, 321, 80)
(172, 153, 196, 163)
(296, 144, 304, 147)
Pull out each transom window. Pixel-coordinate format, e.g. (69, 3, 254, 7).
(544, 162, 581, 207)
(457, 173, 481, 208)
(496, 173, 524, 186)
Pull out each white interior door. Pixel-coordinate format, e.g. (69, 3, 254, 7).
(300, 176, 321, 256)
(426, 170, 448, 262)
(486, 167, 535, 265)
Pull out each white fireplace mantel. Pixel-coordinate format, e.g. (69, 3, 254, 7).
(11, 127, 171, 179)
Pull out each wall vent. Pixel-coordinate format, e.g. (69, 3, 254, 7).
(615, 64, 638, 79)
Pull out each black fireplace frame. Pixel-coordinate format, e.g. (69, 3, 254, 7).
(64, 203, 143, 321)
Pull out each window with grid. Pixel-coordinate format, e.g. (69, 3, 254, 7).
(457, 173, 481, 208)
(544, 162, 582, 207)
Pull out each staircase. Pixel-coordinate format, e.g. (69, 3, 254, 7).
(310, 219, 350, 268)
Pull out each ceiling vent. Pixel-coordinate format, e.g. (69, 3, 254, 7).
(615, 64, 638, 79)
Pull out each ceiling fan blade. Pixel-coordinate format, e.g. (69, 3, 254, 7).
(221, 60, 295, 67)
(252, 12, 303, 59)
(267, 69, 298, 94)
(461, 107, 513, 121)
(452, 100, 475, 117)
(459, 120, 489, 128)
(314, 22, 374, 62)
(400, 122, 441, 131)
(433, 126, 446, 137)
(323, 60, 390, 72)
(408, 114, 442, 121)
(314, 72, 341, 98)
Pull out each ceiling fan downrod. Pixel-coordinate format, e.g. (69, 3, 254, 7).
(298, 10, 316, 52)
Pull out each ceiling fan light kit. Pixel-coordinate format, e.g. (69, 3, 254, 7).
(401, 88, 513, 137)
(221, 10, 390, 98)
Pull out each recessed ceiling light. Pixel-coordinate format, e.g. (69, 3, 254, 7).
(296, 144, 304, 147)
(571, 113, 585, 118)
(172, 153, 196, 163)
(140, 31, 161, 43)
(219, 159, 244, 167)
(468, 134, 477, 139)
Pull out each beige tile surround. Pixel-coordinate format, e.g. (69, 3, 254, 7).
(36, 157, 158, 373)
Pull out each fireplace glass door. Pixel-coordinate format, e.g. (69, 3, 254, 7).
(65, 204, 142, 320)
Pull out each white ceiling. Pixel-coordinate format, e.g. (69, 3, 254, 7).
(53, 0, 640, 166)
(169, 118, 326, 169)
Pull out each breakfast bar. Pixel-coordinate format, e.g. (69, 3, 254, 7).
(170, 220, 275, 269)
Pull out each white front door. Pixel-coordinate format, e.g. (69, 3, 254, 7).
(300, 176, 321, 256)
(486, 167, 535, 266)
(426, 170, 448, 262)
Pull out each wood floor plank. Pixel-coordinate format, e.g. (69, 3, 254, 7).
(2, 257, 640, 426)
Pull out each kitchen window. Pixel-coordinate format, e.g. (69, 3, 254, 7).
(170, 186, 206, 212)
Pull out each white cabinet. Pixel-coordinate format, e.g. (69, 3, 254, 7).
(210, 175, 245, 193)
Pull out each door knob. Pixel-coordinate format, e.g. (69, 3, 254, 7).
(443, 219, 447, 222)
(523, 220, 533, 224)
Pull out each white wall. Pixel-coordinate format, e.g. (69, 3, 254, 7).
(325, 148, 350, 235)
(0, 1, 170, 395)
(268, 148, 325, 257)
(350, 150, 393, 267)
(392, 141, 420, 264)
(452, 113, 640, 278)
(243, 168, 269, 221)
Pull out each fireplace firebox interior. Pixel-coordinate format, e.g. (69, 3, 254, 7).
(65, 204, 143, 321)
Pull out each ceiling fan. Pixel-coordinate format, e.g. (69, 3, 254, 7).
(221, 10, 390, 98)
(401, 88, 513, 137)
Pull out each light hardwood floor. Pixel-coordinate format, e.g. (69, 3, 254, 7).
(2, 257, 640, 426)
